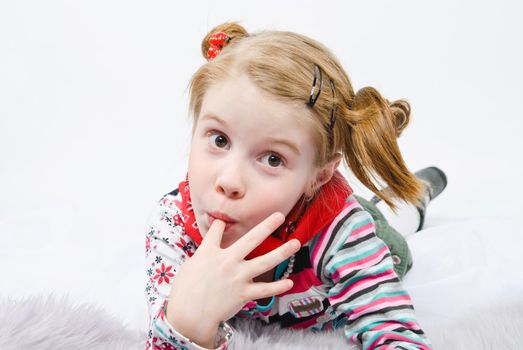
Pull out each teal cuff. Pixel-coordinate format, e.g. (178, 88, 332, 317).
(255, 257, 289, 311)
(255, 296, 275, 311)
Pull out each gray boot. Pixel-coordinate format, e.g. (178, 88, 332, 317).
(371, 166, 448, 231)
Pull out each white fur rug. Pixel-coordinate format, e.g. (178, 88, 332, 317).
(1, 295, 522, 350)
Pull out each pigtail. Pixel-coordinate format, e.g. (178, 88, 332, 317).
(342, 87, 427, 212)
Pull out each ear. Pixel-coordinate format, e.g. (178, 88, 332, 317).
(307, 153, 342, 196)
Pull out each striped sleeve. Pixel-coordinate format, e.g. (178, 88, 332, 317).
(312, 196, 433, 349)
(145, 191, 234, 350)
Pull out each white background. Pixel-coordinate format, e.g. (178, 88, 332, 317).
(1, 0, 522, 332)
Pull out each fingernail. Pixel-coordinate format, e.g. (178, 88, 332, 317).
(290, 239, 300, 249)
(273, 212, 284, 222)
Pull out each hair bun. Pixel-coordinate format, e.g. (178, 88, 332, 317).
(388, 99, 411, 137)
(201, 21, 249, 60)
(353, 87, 411, 138)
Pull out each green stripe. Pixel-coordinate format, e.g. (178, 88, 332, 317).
(353, 290, 410, 315)
(309, 204, 370, 258)
(350, 216, 374, 231)
(328, 242, 383, 275)
(364, 329, 388, 347)
(352, 315, 420, 341)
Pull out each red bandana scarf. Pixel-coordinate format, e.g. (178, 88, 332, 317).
(177, 170, 353, 260)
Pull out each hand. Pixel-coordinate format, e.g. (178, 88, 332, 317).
(167, 212, 300, 343)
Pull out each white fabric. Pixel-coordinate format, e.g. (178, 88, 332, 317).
(2, 293, 523, 350)
(402, 217, 523, 318)
(375, 199, 422, 237)
(1, 206, 522, 342)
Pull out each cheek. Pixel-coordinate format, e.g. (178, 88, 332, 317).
(188, 147, 210, 225)
(188, 145, 211, 190)
(251, 178, 307, 221)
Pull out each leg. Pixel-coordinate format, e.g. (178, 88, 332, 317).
(373, 198, 423, 238)
(371, 166, 448, 237)
(356, 167, 448, 279)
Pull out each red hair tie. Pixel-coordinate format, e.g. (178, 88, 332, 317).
(207, 31, 231, 60)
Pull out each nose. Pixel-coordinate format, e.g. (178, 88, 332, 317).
(215, 163, 246, 199)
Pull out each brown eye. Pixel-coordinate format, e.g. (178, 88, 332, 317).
(210, 133, 229, 148)
(261, 153, 284, 167)
(268, 155, 282, 167)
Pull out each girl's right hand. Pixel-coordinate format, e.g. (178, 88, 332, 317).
(166, 212, 301, 344)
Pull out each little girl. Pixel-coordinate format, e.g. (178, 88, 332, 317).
(145, 22, 446, 350)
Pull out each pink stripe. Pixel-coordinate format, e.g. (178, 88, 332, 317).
(331, 245, 390, 281)
(310, 201, 355, 266)
(333, 269, 396, 303)
(311, 198, 359, 267)
(345, 222, 375, 243)
(329, 270, 397, 305)
(348, 295, 412, 321)
(309, 226, 329, 271)
(372, 320, 422, 332)
(369, 332, 430, 350)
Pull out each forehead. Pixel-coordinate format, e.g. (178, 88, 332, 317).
(198, 74, 317, 144)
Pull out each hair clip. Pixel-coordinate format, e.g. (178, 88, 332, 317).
(327, 79, 337, 151)
(207, 31, 231, 60)
(328, 79, 337, 131)
(308, 64, 323, 107)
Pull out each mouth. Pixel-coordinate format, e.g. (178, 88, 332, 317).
(207, 211, 238, 231)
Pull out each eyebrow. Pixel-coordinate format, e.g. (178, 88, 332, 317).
(201, 113, 301, 155)
(201, 114, 228, 126)
(265, 137, 301, 155)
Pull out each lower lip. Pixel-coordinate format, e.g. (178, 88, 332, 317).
(208, 215, 236, 231)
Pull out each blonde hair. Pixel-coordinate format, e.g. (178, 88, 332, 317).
(188, 22, 427, 211)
